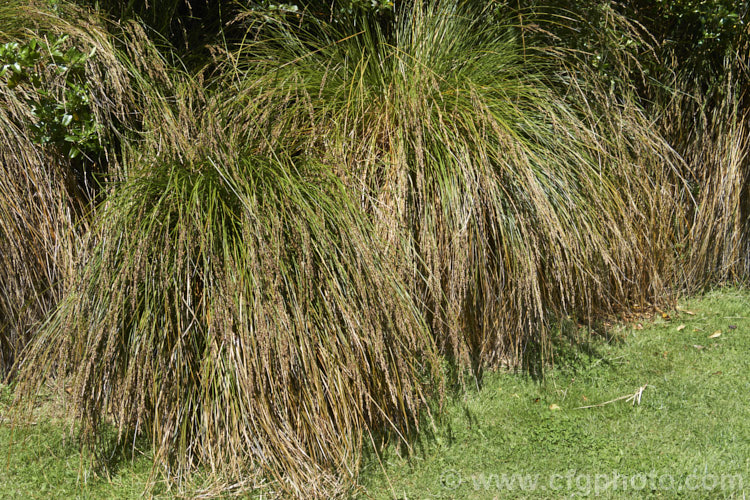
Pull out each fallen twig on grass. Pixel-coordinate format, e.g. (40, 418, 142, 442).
(574, 384, 650, 410)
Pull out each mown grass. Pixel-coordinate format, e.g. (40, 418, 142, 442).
(358, 287, 750, 499)
(0, 384, 154, 499)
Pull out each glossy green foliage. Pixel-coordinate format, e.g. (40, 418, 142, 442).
(0, 35, 99, 159)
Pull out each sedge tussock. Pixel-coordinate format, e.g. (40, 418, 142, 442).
(664, 66, 750, 286)
(0, 0, 188, 375)
(222, 0, 686, 372)
(17, 142, 440, 496)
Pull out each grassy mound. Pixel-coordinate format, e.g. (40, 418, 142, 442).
(0, 1, 172, 375)
(17, 140, 440, 496)
(223, 1, 686, 371)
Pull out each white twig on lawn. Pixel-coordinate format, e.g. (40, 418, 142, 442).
(574, 384, 650, 410)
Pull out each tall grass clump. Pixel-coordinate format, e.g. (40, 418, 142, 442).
(0, 102, 77, 375)
(655, 45, 750, 286)
(510, 0, 750, 290)
(7, 2, 439, 496)
(530, 0, 750, 288)
(16, 120, 440, 496)
(223, 0, 686, 372)
(0, 1, 169, 376)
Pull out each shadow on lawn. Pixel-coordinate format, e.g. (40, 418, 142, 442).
(89, 428, 153, 480)
(523, 315, 623, 381)
(362, 316, 621, 468)
(0, 382, 156, 495)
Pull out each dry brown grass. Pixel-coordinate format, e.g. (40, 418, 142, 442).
(0, 1, 177, 376)
(221, 1, 688, 375)
(659, 62, 750, 286)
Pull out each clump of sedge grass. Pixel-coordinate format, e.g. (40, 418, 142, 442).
(0, 1, 174, 376)
(7, 3, 440, 496)
(223, 0, 686, 373)
(655, 49, 750, 287)
(16, 136, 440, 497)
(678, 77, 749, 285)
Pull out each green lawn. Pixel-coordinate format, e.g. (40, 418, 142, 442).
(1, 288, 748, 499)
(358, 288, 750, 499)
(0, 405, 155, 499)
